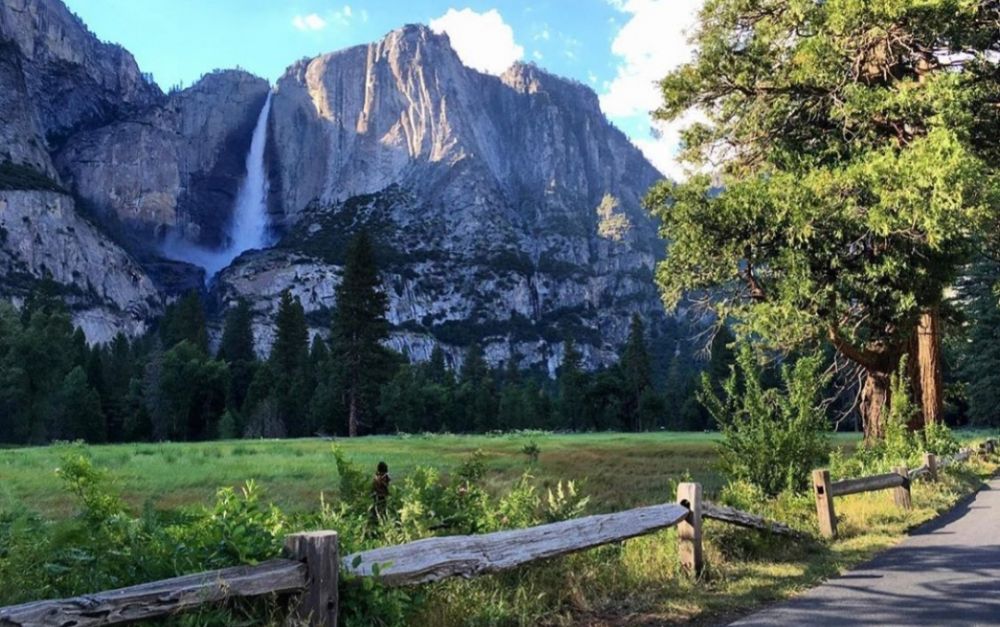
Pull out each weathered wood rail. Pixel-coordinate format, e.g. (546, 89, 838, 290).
(0, 483, 799, 627)
(812, 442, 991, 539)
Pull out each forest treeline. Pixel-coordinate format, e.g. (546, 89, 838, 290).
(1, 231, 998, 445)
(0, 233, 728, 445)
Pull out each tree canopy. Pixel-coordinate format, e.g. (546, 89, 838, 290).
(646, 0, 1000, 438)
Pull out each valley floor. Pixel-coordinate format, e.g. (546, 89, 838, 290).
(0, 431, 756, 517)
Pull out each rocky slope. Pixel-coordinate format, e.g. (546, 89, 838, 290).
(0, 190, 160, 341)
(0, 3, 678, 370)
(0, 0, 160, 172)
(218, 25, 669, 370)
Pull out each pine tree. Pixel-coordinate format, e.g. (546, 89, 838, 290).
(103, 333, 134, 442)
(219, 300, 256, 363)
(557, 340, 587, 431)
(270, 290, 310, 436)
(160, 291, 208, 352)
(620, 314, 655, 431)
(457, 343, 497, 432)
(159, 341, 229, 440)
(330, 231, 390, 437)
(427, 345, 451, 386)
(497, 358, 524, 431)
(57, 366, 106, 442)
(219, 300, 258, 413)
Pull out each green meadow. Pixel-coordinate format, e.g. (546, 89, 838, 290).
(0, 431, 867, 518)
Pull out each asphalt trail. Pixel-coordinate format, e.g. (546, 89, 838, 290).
(730, 478, 1000, 626)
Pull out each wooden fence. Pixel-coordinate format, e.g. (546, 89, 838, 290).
(811, 440, 995, 539)
(3, 439, 991, 626)
(0, 482, 800, 627)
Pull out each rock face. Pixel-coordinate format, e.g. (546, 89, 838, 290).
(0, 5, 678, 368)
(56, 70, 270, 244)
(0, 0, 166, 337)
(0, 0, 160, 156)
(219, 25, 670, 370)
(0, 190, 160, 341)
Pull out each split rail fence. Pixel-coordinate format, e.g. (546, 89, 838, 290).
(812, 439, 996, 539)
(2, 439, 993, 626)
(0, 483, 798, 627)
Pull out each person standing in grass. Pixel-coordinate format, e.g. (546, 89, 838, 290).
(372, 461, 391, 522)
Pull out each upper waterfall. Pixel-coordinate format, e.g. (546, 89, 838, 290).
(161, 91, 274, 281)
(228, 91, 273, 258)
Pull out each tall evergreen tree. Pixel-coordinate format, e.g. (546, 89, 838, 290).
(457, 343, 497, 432)
(56, 366, 106, 442)
(620, 314, 655, 431)
(330, 231, 390, 437)
(270, 290, 310, 436)
(557, 340, 587, 431)
(218, 300, 258, 413)
(160, 291, 208, 352)
(427, 345, 449, 385)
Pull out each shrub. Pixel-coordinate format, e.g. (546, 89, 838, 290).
(520, 440, 541, 464)
(700, 344, 831, 497)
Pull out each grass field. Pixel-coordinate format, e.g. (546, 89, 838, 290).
(2, 430, 996, 626)
(0, 432, 865, 518)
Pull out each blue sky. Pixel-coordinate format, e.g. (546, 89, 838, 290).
(63, 0, 701, 178)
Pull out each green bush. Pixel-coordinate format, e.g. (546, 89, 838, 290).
(700, 344, 831, 497)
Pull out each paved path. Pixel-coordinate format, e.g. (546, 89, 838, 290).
(730, 478, 1000, 626)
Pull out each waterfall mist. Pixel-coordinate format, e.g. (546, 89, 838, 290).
(162, 91, 274, 282)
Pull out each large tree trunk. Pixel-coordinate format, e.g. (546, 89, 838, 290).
(909, 308, 943, 429)
(860, 369, 892, 442)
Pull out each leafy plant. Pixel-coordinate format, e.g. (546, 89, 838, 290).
(520, 440, 541, 464)
(700, 344, 831, 496)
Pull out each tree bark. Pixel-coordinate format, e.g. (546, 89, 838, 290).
(909, 308, 943, 429)
(860, 369, 892, 442)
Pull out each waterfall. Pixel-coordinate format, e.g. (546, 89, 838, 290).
(162, 91, 274, 281)
(227, 91, 273, 260)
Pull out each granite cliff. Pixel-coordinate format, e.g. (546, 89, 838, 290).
(0, 1, 677, 370)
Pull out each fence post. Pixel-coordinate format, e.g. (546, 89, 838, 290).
(892, 466, 912, 511)
(284, 531, 339, 627)
(812, 469, 836, 539)
(923, 453, 937, 482)
(676, 482, 703, 577)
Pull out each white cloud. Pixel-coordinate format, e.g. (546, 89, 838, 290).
(292, 13, 327, 31)
(635, 112, 707, 181)
(430, 8, 524, 75)
(330, 5, 353, 25)
(533, 50, 544, 60)
(601, 0, 703, 179)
